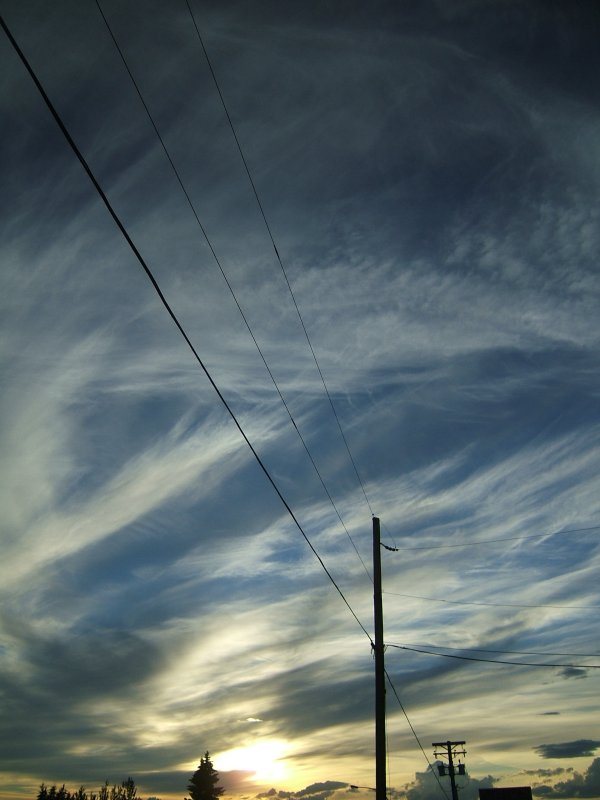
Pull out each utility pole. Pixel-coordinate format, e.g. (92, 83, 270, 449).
(373, 517, 386, 800)
(432, 741, 466, 800)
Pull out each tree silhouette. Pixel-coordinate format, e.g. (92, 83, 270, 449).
(36, 779, 140, 800)
(186, 752, 224, 800)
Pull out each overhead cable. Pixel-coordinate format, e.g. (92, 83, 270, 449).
(0, 13, 372, 645)
(384, 670, 450, 800)
(382, 590, 600, 610)
(391, 642, 600, 658)
(94, 0, 372, 583)
(386, 643, 600, 669)
(185, 0, 377, 520)
(382, 524, 600, 552)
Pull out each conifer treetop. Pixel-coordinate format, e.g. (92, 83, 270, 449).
(186, 752, 224, 800)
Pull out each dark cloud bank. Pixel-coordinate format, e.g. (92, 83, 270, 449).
(530, 758, 600, 798)
(535, 741, 600, 760)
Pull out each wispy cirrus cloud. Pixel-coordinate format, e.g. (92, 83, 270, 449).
(1, 2, 600, 798)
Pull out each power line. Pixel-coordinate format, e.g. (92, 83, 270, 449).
(185, 0, 377, 520)
(390, 642, 600, 658)
(384, 669, 450, 800)
(386, 644, 600, 669)
(382, 590, 600, 610)
(382, 524, 600, 552)
(94, 0, 372, 584)
(0, 12, 373, 645)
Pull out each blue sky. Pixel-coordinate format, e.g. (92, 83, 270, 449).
(1, 2, 599, 800)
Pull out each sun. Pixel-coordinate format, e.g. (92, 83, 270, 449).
(215, 740, 289, 784)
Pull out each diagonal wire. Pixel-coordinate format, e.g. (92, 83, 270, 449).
(384, 669, 450, 800)
(0, 12, 373, 644)
(94, 0, 372, 583)
(185, 0, 377, 520)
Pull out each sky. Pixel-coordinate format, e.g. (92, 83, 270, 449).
(1, 1, 600, 800)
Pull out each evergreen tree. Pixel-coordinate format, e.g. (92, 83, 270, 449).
(186, 752, 224, 800)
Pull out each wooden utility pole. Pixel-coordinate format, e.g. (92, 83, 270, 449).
(373, 517, 386, 800)
(432, 740, 466, 800)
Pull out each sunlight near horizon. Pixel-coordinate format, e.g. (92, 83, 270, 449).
(215, 741, 289, 784)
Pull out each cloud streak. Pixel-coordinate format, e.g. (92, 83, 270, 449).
(1, 2, 600, 798)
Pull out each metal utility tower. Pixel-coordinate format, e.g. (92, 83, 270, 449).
(432, 741, 466, 800)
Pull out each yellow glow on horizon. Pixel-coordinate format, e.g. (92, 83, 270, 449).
(215, 740, 289, 784)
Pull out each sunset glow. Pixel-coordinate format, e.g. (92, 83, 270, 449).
(215, 741, 289, 784)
